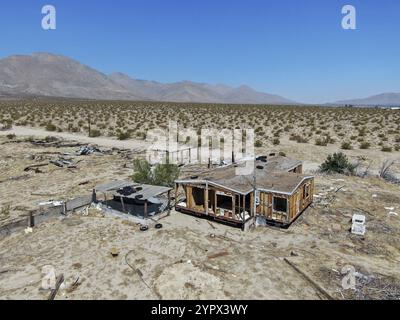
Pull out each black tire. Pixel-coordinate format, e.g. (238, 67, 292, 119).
(140, 225, 149, 232)
(155, 223, 163, 229)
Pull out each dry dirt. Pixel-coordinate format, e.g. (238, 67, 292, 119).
(0, 125, 399, 300)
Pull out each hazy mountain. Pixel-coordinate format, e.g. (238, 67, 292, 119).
(0, 53, 143, 100)
(109, 73, 295, 104)
(334, 92, 400, 106)
(0, 53, 295, 104)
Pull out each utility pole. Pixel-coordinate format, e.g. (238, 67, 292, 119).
(88, 113, 91, 137)
(252, 153, 257, 227)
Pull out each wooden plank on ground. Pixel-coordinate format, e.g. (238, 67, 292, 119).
(284, 258, 334, 300)
(48, 274, 64, 300)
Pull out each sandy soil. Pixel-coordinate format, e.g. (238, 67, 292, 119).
(0, 173, 399, 300)
(1, 128, 399, 300)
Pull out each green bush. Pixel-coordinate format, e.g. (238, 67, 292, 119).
(152, 163, 180, 187)
(320, 152, 356, 175)
(132, 159, 180, 188)
(45, 123, 57, 132)
(132, 159, 153, 185)
(255, 140, 263, 147)
(272, 138, 280, 145)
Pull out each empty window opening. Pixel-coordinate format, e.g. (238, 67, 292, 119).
(192, 187, 205, 206)
(303, 184, 310, 199)
(273, 197, 287, 213)
(217, 194, 233, 211)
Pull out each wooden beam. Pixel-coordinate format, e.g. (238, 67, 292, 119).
(48, 274, 64, 300)
(283, 258, 334, 300)
(144, 201, 148, 219)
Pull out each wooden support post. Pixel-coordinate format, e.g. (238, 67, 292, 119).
(250, 192, 254, 217)
(92, 189, 97, 203)
(238, 193, 241, 217)
(174, 184, 178, 208)
(120, 197, 126, 212)
(144, 201, 148, 219)
(232, 194, 235, 216)
(167, 190, 171, 216)
(243, 194, 246, 217)
(28, 212, 35, 228)
(205, 183, 209, 215)
(189, 148, 192, 164)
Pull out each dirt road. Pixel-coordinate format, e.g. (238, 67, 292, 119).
(0, 126, 150, 150)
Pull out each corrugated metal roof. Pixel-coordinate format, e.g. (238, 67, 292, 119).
(95, 180, 171, 200)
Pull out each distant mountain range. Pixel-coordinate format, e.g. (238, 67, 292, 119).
(0, 53, 398, 106)
(334, 93, 400, 107)
(0, 53, 294, 104)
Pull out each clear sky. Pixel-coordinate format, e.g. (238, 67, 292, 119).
(0, 0, 399, 103)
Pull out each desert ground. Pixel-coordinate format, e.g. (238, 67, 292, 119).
(0, 100, 399, 300)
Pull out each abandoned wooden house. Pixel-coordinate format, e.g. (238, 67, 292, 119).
(175, 155, 314, 229)
(93, 180, 172, 219)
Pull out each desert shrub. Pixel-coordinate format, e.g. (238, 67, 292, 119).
(290, 134, 308, 143)
(152, 163, 180, 187)
(45, 123, 57, 132)
(1, 120, 12, 130)
(117, 131, 131, 140)
(132, 159, 180, 187)
(395, 145, 400, 151)
(315, 138, 327, 146)
(320, 152, 356, 175)
(359, 142, 371, 149)
(255, 140, 263, 147)
(132, 159, 153, 184)
(89, 129, 101, 138)
(136, 131, 147, 140)
(341, 141, 353, 150)
(0, 205, 10, 218)
(44, 136, 58, 143)
(272, 138, 280, 145)
(296, 136, 308, 143)
(381, 146, 392, 152)
(6, 134, 16, 140)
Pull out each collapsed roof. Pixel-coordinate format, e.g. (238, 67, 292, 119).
(176, 156, 312, 195)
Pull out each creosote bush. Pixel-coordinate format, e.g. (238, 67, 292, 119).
(320, 152, 356, 175)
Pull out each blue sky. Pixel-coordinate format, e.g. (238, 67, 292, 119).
(0, 0, 399, 103)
